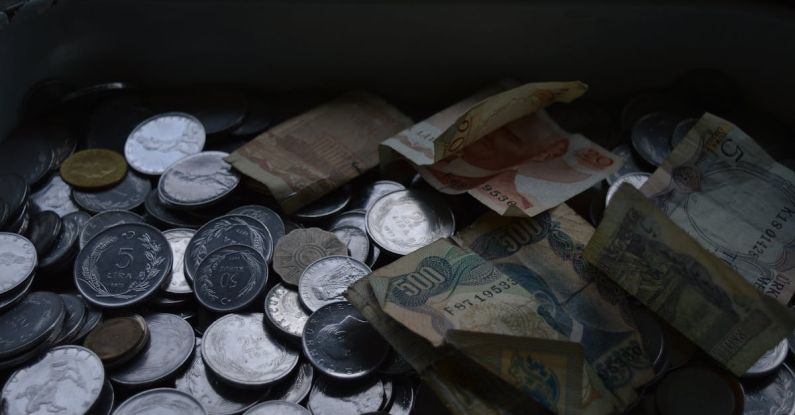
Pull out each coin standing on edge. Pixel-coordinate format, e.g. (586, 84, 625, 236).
(39, 210, 90, 270)
(24, 210, 62, 256)
(743, 363, 795, 415)
(273, 228, 348, 286)
(269, 361, 314, 404)
(163, 228, 195, 296)
(193, 245, 268, 312)
(54, 293, 87, 345)
(265, 283, 311, 338)
(124, 112, 206, 175)
(158, 151, 239, 208)
(60, 149, 128, 189)
(298, 256, 371, 312)
(113, 388, 208, 415)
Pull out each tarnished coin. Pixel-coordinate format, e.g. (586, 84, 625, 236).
(352, 180, 405, 211)
(655, 366, 744, 415)
(158, 151, 239, 208)
(366, 189, 455, 256)
(83, 314, 149, 368)
(113, 388, 207, 415)
(606, 144, 646, 185)
(110, 313, 195, 388)
(124, 112, 206, 175)
(29, 173, 81, 217)
(202, 313, 299, 388)
(144, 189, 203, 229)
(230, 204, 286, 246)
(185, 215, 273, 281)
(0, 233, 37, 297)
(308, 376, 385, 415)
(244, 401, 311, 415)
(39, 211, 90, 270)
(60, 149, 127, 189)
(631, 112, 681, 167)
(0, 174, 28, 218)
(293, 185, 352, 221)
(1, 345, 105, 414)
(332, 226, 370, 263)
(327, 209, 367, 233)
(194, 245, 268, 312)
(273, 228, 348, 286)
(79, 209, 144, 249)
(24, 210, 62, 256)
(265, 283, 310, 338)
(269, 361, 314, 404)
(299, 256, 371, 312)
(163, 228, 195, 296)
(303, 301, 389, 379)
(0, 127, 55, 187)
(605, 172, 651, 207)
(0, 291, 64, 359)
(74, 223, 173, 308)
(671, 118, 698, 149)
(745, 339, 789, 377)
(72, 171, 151, 213)
(744, 363, 795, 415)
(386, 377, 416, 415)
(54, 293, 87, 345)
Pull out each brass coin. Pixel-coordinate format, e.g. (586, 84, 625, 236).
(83, 314, 149, 368)
(60, 149, 128, 189)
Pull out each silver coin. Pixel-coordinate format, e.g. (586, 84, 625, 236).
(79, 209, 144, 249)
(54, 293, 87, 345)
(243, 401, 311, 415)
(158, 151, 240, 208)
(327, 209, 367, 233)
(302, 301, 389, 379)
(110, 313, 195, 389)
(273, 228, 348, 286)
(382, 377, 394, 410)
(332, 226, 370, 263)
(125, 112, 206, 175)
(0, 291, 65, 360)
(0, 233, 37, 297)
(745, 339, 789, 377)
(39, 210, 90, 270)
(605, 172, 651, 207)
(293, 185, 352, 221)
(229, 204, 286, 246)
(193, 245, 268, 313)
(74, 302, 103, 343)
(307, 376, 384, 415)
(269, 361, 314, 404)
(631, 112, 681, 167)
(386, 377, 416, 415)
(1, 345, 105, 415)
(671, 118, 698, 149)
(632, 306, 670, 377)
(352, 180, 405, 211)
(606, 144, 645, 185)
(744, 363, 795, 415)
(366, 189, 455, 256)
(72, 171, 151, 213)
(29, 173, 82, 217)
(163, 228, 195, 296)
(0, 310, 64, 371)
(113, 388, 207, 415)
(202, 313, 299, 389)
(265, 283, 310, 338)
(298, 256, 371, 312)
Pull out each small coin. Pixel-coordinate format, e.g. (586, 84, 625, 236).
(386, 377, 416, 415)
(671, 118, 698, 149)
(0, 127, 55, 187)
(0, 233, 37, 297)
(158, 151, 239, 208)
(74, 223, 173, 308)
(0, 174, 28, 218)
(269, 361, 314, 404)
(631, 112, 682, 167)
(293, 185, 352, 221)
(29, 173, 82, 217)
(54, 293, 87, 345)
(113, 388, 207, 415)
(366, 189, 455, 256)
(202, 313, 299, 388)
(229, 204, 286, 246)
(72, 171, 151, 213)
(299, 256, 371, 312)
(303, 301, 389, 379)
(273, 228, 348, 286)
(83, 314, 149, 367)
(125, 112, 206, 175)
(743, 363, 795, 415)
(332, 226, 370, 263)
(265, 283, 311, 338)
(194, 245, 268, 312)
(308, 375, 385, 415)
(24, 210, 62, 256)
(110, 313, 195, 388)
(244, 401, 311, 415)
(351, 180, 405, 211)
(606, 144, 646, 185)
(85, 95, 153, 153)
(79, 209, 144, 248)
(327, 209, 367, 233)
(745, 339, 789, 377)
(605, 172, 651, 207)
(1, 345, 105, 414)
(0, 291, 64, 359)
(655, 366, 743, 415)
(163, 228, 195, 296)
(38, 211, 89, 270)
(60, 149, 128, 189)
(144, 188, 203, 229)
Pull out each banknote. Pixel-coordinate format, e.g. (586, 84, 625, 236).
(226, 91, 412, 213)
(583, 184, 795, 376)
(640, 113, 795, 304)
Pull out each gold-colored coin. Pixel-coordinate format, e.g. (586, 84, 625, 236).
(60, 149, 128, 189)
(83, 314, 149, 368)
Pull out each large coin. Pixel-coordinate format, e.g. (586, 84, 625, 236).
(307, 376, 385, 415)
(113, 388, 207, 415)
(1, 345, 105, 414)
(351, 180, 405, 211)
(0, 174, 29, 219)
(79, 209, 144, 249)
(605, 172, 651, 207)
(298, 256, 371, 312)
(83, 314, 149, 368)
(144, 189, 203, 229)
(158, 151, 239, 208)
(72, 171, 151, 213)
(74, 223, 172, 308)
(631, 112, 681, 167)
(24, 210, 62, 256)
(366, 189, 455, 256)
(60, 149, 127, 189)
(163, 228, 195, 296)
(124, 112, 206, 175)
(332, 226, 370, 263)
(193, 245, 268, 312)
(229, 204, 286, 246)
(0, 233, 37, 297)
(654, 366, 743, 415)
(293, 185, 352, 221)
(54, 293, 87, 345)
(743, 363, 795, 415)
(244, 401, 311, 415)
(265, 283, 310, 338)
(0, 126, 55, 187)
(273, 228, 347, 286)
(202, 313, 299, 388)
(744, 339, 789, 377)
(0, 291, 64, 360)
(29, 173, 81, 217)
(39, 211, 90, 270)
(109, 313, 195, 388)
(302, 301, 389, 379)
(269, 361, 314, 404)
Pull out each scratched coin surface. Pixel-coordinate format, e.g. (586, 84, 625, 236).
(229, 204, 286, 246)
(244, 400, 311, 415)
(113, 388, 208, 415)
(1, 345, 105, 415)
(193, 245, 268, 312)
(124, 112, 206, 175)
(0, 174, 29, 218)
(0, 291, 64, 360)
(743, 363, 795, 415)
(79, 209, 144, 248)
(298, 256, 372, 312)
(302, 301, 389, 379)
(332, 226, 370, 263)
(307, 375, 385, 415)
(265, 283, 310, 338)
(366, 189, 455, 256)
(605, 172, 651, 207)
(39, 211, 90, 270)
(72, 171, 151, 213)
(29, 173, 81, 217)
(163, 228, 195, 296)
(83, 314, 149, 368)
(74, 223, 173, 308)
(0, 233, 37, 297)
(60, 149, 128, 189)
(273, 228, 348, 286)
(269, 361, 314, 404)
(745, 338, 789, 377)
(158, 151, 239, 208)
(202, 313, 299, 388)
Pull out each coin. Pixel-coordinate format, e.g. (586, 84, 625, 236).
(0, 233, 37, 297)
(366, 189, 455, 256)
(351, 180, 405, 211)
(671, 118, 697, 149)
(265, 283, 310, 338)
(303, 301, 389, 379)
(152, 88, 248, 135)
(606, 144, 646, 185)
(124, 112, 206, 175)
(113, 388, 207, 415)
(269, 361, 314, 404)
(72, 171, 151, 213)
(0, 291, 64, 359)
(0, 271, 33, 312)
(332, 226, 370, 263)
(382, 377, 394, 410)
(202, 313, 299, 388)
(605, 172, 651, 207)
(293, 184, 352, 221)
(29, 173, 82, 217)
(743, 363, 795, 415)
(83, 314, 149, 367)
(74, 302, 103, 342)
(194, 245, 268, 312)
(307, 375, 385, 415)
(273, 228, 348, 286)
(631, 112, 682, 167)
(0, 126, 55, 187)
(24, 210, 62, 256)
(632, 306, 670, 376)
(61, 81, 136, 105)
(244, 401, 311, 415)
(79, 209, 144, 249)
(144, 188, 203, 229)
(0, 200, 7, 230)
(231, 97, 272, 137)
(655, 366, 744, 415)
(0, 311, 64, 371)
(74, 223, 173, 308)
(163, 228, 194, 296)
(744, 339, 788, 377)
(299, 256, 371, 312)
(90, 380, 115, 415)
(110, 313, 195, 388)
(0, 174, 28, 219)
(386, 377, 416, 415)
(39, 210, 90, 270)
(284, 220, 303, 234)
(60, 149, 128, 189)
(85, 95, 153, 153)
(327, 209, 367, 233)
(9, 207, 30, 235)
(229, 204, 286, 246)
(54, 293, 87, 345)
(157, 151, 240, 208)
(1, 345, 105, 414)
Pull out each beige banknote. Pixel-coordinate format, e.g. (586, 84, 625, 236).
(584, 184, 795, 376)
(640, 113, 795, 304)
(226, 91, 412, 213)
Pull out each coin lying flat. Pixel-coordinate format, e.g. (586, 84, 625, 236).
(273, 228, 348, 286)
(745, 338, 789, 377)
(0, 233, 37, 297)
(307, 375, 385, 415)
(269, 361, 314, 404)
(125, 112, 206, 175)
(230, 96, 272, 137)
(54, 293, 87, 345)
(293, 185, 352, 221)
(298, 256, 372, 312)
(79, 209, 144, 248)
(606, 144, 646, 185)
(202, 313, 299, 389)
(39, 210, 90, 270)
(1, 345, 105, 415)
(83, 314, 149, 368)
(265, 283, 310, 338)
(85, 95, 153, 153)
(631, 112, 681, 167)
(352, 180, 405, 211)
(163, 228, 195, 296)
(0, 272, 34, 312)
(24, 210, 62, 256)
(332, 226, 370, 263)
(193, 245, 268, 312)
(632, 304, 670, 377)
(244, 401, 311, 415)
(655, 366, 743, 415)
(113, 388, 207, 415)
(743, 363, 795, 415)
(144, 189, 203, 229)
(366, 189, 455, 256)
(605, 172, 651, 207)
(153, 88, 247, 135)
(60, 149, 127, 189)
(92, 380, 116, 415)
(72, 171, 151, 213)
(29, 173, 82, 217)
(0, 291, 64, 360)
(303, 301, 389, 379)
(327, 209, 367, 233)
(74, 223, 173, 308)
(229, 204, 286, 246)
(158, 151, 239, 208)
(74, 302, 103, 342)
